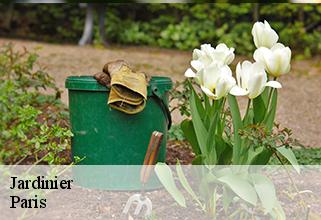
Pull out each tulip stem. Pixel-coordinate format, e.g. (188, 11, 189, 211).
(267, 87, 273, 106)
(221, 97, 227, 120)
(266, 77, 277, 113)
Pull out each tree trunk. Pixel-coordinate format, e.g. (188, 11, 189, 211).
(97, 6, 109, 47)
(253, 3, 260, 22)
(3, 3, 14, 30)
(78, 4, 94, 46)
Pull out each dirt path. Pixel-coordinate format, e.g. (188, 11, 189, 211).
(1, 38, 320, 147)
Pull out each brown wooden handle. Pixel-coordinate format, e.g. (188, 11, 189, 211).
(140, 131, 163, 184)
(142, 132, 156, 166)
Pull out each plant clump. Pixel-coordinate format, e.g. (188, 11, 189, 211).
(0, 44, 73, 165)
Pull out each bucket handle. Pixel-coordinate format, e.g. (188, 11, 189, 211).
(151, 86, 172, 130)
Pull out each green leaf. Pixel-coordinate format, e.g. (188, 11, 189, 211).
(264, 89, 278, 131)
(190, 88, 208, 155)
(260, 87, 270, 106)
(176, 163, 204, 209)
(242, 108, 254, 126)
(251, 174, 277, 213)
(227, 95, 242, 164)
(203, 93, 211, 129)
(222, 186, 234, 213)
(248, 147, 273, 165)
(192, 155, 203, 165)
(276, 147, 300, 173)
(181, 119, 200, 155)
(188, 81, 205, 119)
(203, 93, 210, 110)
(218, 142, 233, 165)
(270, 201, 286, 220)
(206, 111, 220, 164)
(155, 163, 186, 207)
(209, 188, 218, 218)
(218, 174, 257, 206)
(253, 95, 267, 123)
(214, 134, 225, 155)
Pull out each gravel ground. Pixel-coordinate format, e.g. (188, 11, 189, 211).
(1, 38, 320, 147)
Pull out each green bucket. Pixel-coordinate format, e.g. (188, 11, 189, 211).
(65, 76, 172, 190)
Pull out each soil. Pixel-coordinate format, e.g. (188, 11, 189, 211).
(166, 141, 195, 165)
(0, 38, 320, 148)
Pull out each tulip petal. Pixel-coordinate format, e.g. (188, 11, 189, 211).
(254, 47, 277, 75)
(264, 21, 279, 48)
(191, 60, 203, 71)
(192, 49, 202, 60)
(215, 75, 235, 99)
(230, 86, 249, 96)
(184, 68, 196, 78)
(236, 62, 242, 87)
(240, 61, 252, 89)
(253, 47, 270, 63)
(252, 22, 261, 48)
(280, 47, 291, 75)
(201, 85, 216, 99)
(220, 65, 233, 76)
(271, 43, 285, 51)
(266, 81, 282, 89)
(248, 69, 267, 99)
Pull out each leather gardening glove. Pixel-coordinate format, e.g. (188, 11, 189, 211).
(94, 60, 148, 114)
(108, 64, 147, 114)
(94, 60, 130, 87)
(94, 71, 110, 87)
(108, 87, 145, 114)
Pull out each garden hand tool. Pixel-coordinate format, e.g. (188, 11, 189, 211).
(94, 60, 148, 114)
(122, 131, 164, 218)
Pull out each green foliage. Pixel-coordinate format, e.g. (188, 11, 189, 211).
(0, 44, 72, 165)
(168, 124, 185, 141)
(169, 79, 192, 118)
(170, 78, 300, 166)
(270, 147, 321, 165)
(294, 148, 321, 165)
(0, 4, 320, 56)
(183, 83, 298, 166)
(159, 18, 200, 50)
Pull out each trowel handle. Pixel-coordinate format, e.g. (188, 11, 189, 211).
(140, 131, 163, 184)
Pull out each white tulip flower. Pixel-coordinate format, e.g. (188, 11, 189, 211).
(253, 43, 291, 77)
(198, 63, 236, 100)
(187, 43, 235, 74)
(252, 20, 279, 49)
(185, 43, 235, 80)
(230, 61, 282, 99)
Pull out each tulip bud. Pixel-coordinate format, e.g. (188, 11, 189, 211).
(253, 43, 291, 77)
(252, 20, 279, 49)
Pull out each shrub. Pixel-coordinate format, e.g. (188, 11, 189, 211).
(0, 4, 319, 56)
(0, 44, 72, 165)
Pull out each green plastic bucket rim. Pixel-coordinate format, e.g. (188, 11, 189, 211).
(65, 75, 172, 95)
